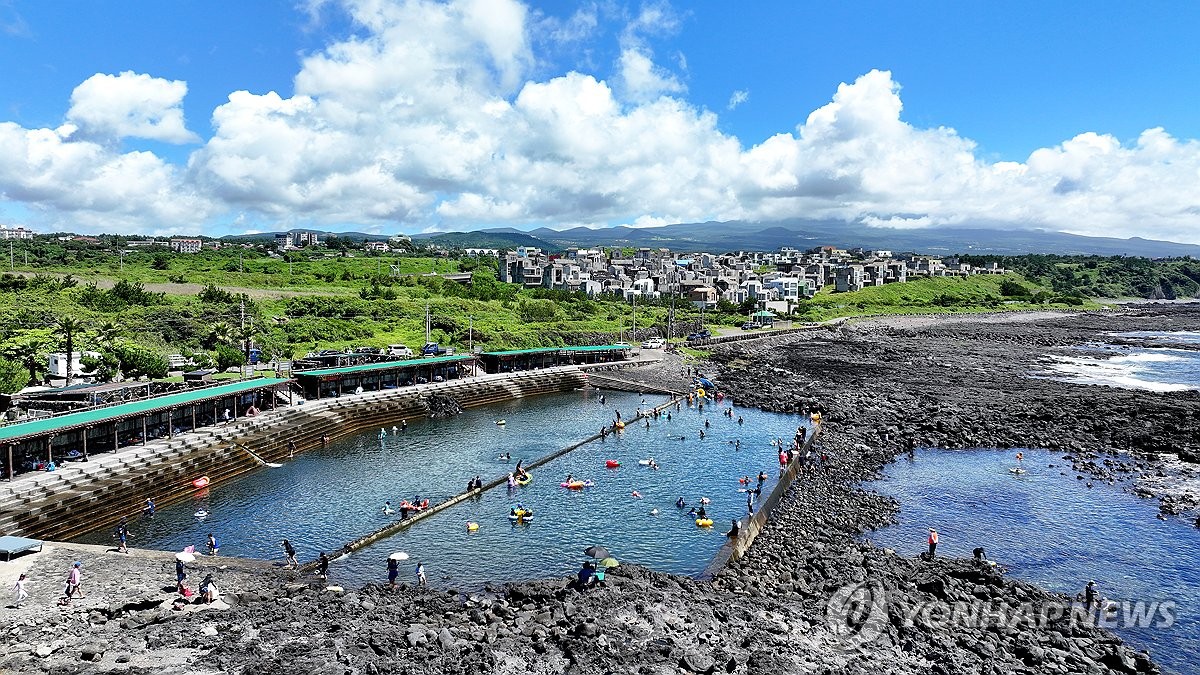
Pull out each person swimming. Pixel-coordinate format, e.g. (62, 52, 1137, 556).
(383, 501, 395, 514)
(676, 496, 686, 508)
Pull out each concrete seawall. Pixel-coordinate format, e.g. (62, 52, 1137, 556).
(698, 425, 820, 579)
(0, 367, 587, 542)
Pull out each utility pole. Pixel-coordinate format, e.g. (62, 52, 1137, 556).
(468, 315, 474, 353)
(424, 303, 432, 345)
(239, 250, 243, 273)
(8, 242, 12, 271)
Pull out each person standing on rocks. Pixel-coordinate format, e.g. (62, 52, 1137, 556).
(416, 561, 427, 586)
(387, 557, 399, 588)
(1084, 580, 1098, 611)
(282, 539, 298, 567)
(317, 552, 330, 579)
(927, 528, 939, 559)
(176, 558, 187, 593)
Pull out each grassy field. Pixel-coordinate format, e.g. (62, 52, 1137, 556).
(796, 274, 1092, 320)
(16, 250, 459, 292)
(0, 242, 1094, 395)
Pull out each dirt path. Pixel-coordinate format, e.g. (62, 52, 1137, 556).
(11, 271, 354, 299)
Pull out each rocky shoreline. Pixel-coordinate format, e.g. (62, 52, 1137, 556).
(4, 307, 1191, 674)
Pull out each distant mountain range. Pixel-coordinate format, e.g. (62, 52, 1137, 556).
(228, 221, 1200, 258)
(222, 230, 390, 242)
(416, 220, 1200, 257)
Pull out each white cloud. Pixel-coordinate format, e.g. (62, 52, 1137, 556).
(727, 89, 748, 110)
(67, 71, 200, 143)
(0, 121, 214, 233)
(1, 1, 1200, 245)
(616, 47, 685, 102)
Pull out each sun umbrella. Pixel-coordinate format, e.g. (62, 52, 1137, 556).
(583, 546, 610, 559)
(598, 557, 619, 568)
(389, 551, 410, 561)
(175, 551, 196, 563)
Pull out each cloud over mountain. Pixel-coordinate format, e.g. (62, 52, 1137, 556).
(0, 0, 1198, 244)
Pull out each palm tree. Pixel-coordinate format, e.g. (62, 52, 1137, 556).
(94, 321, 122, 349)
(201, 322, 235, 350)
(56, 317, 87, 387)
(3, 338, 48, 387)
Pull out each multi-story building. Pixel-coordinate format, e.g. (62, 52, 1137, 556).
(0, 225, 35, 240)
(170, 238, 203, 254)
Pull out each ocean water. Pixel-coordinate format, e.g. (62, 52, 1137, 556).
(868, 448, 1200, 675)
(75, 389, 808, 589)
(1039, 331, 1200, 391)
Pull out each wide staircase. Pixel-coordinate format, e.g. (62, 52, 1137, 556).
(0, 367, 587, 542)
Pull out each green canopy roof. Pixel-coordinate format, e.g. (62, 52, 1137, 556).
(480, 347, 563, 357)
(567, 344, 633, 352)
(293, 354, 473, 378)
(481, 344, 631, 358)
(0, 378, 290, 443)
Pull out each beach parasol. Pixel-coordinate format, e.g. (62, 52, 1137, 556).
(389, 551, 410, 561)
(175, 551, 196, 563)
(598, 557, 620, 568)
(583, 545, 610, 559)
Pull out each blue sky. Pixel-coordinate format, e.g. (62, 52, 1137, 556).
(1, 0, 1199, 242)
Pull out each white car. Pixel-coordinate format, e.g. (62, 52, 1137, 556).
(640, 337, 665, 349)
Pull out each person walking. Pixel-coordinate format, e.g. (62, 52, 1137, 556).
(175, 558, 187, 593)
(61, 562, 85, 604)
(114, 518, 130, 554)
(1084, 581, 1099, 611)
(282, 539, 298, 567)
(12, 573, 28, 608)
(316, 552, 330, 579)
(206, 532, 219, 556)
(927, 528, 939, 559)
(416, 561, 427, 586)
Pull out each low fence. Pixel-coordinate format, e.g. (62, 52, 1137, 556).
(697, 423, 820, 579)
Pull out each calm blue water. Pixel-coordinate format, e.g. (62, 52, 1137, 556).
(77, 389, 806, 589)
(869, 448, 1200, 675)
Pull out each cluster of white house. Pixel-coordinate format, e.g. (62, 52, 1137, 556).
(0, 225, 36, 240)
(499, 245, 1005, 311)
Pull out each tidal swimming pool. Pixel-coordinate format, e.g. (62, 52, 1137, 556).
(868, 448, 1200, 675)
(76, 388, 808, 589)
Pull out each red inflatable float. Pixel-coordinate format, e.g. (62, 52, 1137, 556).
(191, 476, 210, 489)
(605, 460, 620, 468)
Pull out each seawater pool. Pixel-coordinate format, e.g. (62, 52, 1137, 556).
(76, 389, 808, 589)
(868, 448, 1200, 675)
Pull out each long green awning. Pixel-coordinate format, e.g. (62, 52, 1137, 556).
(0, 378, 290, 443)
(293, 354, 474, 378)
(480, 347, 564, 357)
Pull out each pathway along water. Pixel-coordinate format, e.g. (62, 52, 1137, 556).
(868, 448, 1200, 675)
(75, 389, 809, 589)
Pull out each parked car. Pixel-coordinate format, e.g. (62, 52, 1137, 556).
(640, 337, 665, 349)
(686, 330, 712, 341)
(740, 322, 761, 330)
(386, 344, 414, 358)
